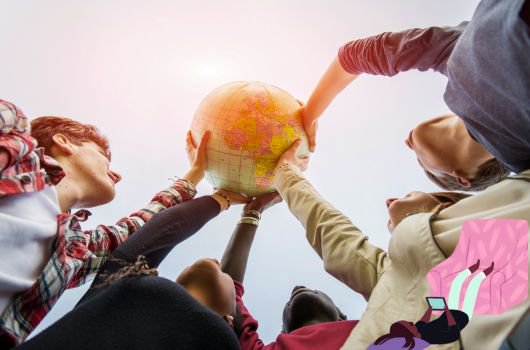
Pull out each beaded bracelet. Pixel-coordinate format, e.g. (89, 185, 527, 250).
(238, 217, 260, 226)
(213, 191, 231, 209)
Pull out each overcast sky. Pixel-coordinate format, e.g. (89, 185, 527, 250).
(2, 0, 479, 343)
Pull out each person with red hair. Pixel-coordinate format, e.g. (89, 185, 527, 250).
(0, 99, 211, 348)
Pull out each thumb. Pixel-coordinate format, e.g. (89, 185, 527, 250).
(197, 130, 211, 152)
(289, 139, 302, 152)
(288, 139, 302, 154)
(308, 125, 316, 153)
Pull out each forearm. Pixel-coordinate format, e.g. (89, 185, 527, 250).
(83, 178, 198, 260)
(0, 149, 9, 172)
(338, 24, 465, 77)
(112, 196, 221, 267)
(181, 166, 204, 187)
(273, 165, 389, 300)
(304, 57, 358, 121)
(221, 222, 258, 283)
(77, 196, 221, 305)
(420, 307, 433, 323)
(445, 308, 456, 327)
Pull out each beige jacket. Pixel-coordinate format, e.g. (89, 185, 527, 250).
(273, 166, 530, 350)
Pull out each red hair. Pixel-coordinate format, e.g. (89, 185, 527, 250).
(31, 116, 111, 160)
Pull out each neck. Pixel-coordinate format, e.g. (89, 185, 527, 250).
(298, 317, 337, 330)
(53, 159, 83, 213)
(452, 120, 494, 176)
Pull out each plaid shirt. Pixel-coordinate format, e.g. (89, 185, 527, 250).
(0, 99, 197, 347)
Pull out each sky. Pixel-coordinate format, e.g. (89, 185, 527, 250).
(2, 0, 479, 343)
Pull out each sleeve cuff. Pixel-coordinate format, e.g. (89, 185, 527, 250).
(273, 164, 306, 194)
(338, 42, 362, 75)
(172, 178, 197, 202)
(233, 279, 245, 298)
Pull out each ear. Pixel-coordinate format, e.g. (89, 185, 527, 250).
(452, 170, 471, 188)
(222, 314, 234, 328)
(51, 134, 75, 156)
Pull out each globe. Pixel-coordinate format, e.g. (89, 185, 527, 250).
(190, 81, 310, 197)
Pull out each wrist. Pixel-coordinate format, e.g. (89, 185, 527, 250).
(182, 167, 205, 186)
(301, 104, 318, 123)
(238, 209, 260, 226)
(273, 161, 292, 176)
(211, 191, 230, 211)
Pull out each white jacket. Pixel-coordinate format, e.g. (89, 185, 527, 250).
(274, 166, 530, 350)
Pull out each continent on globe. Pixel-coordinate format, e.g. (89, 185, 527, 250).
(190, 81, 310, 197)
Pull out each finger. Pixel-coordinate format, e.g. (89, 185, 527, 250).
(298, 157, 310, 172)
(264, 191, 280, 201)
(256, 191, 280, 206)
(187, 130, 198, 149)
(231, 193, 249, 204)
(268, 192, 283, 206)
(287, 139, 302, 155)
(261, 192, 283, 212)
(308, 127, 316, 153)
(196, 130, 211, 153)
(312, 121, 318, 151)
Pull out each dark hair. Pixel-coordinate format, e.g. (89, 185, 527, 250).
(280, 306, 347, 334)
(96, 255, 158, 289)
(425, 158, 510, 192)
(374, 321, 417, 350)
(31, 116, 111, 160)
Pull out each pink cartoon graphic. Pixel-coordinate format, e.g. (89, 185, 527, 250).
(427, 219, 528, 317)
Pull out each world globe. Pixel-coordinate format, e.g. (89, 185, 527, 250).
(190, 81, 310, 197)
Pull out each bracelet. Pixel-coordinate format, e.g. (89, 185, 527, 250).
(238, 217, 259, 226)
(241, 209, 261, 219)
(213, 191, 231, 209)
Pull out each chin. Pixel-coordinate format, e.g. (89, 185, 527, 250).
(100, 189, 116, 205)
(85, 188, 116, 208)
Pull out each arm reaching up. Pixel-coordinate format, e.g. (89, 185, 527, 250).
(273, 145, 389, 300)
(301, 24, 465, 152)
(221, 192, 282, 282)
(301, 57, 358, 152)
(220, 192, 281, 350)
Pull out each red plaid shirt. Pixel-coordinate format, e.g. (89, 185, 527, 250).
(0, 99, 197, 347)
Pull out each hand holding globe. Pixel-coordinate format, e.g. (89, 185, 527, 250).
(190, 81, 311, 197)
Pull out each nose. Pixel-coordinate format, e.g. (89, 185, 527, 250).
(405, 130, 413, 149)
(291, 285, 306, 295)
(386, 198, 397, 208)
(208, 258, 220, 266)
(108, 170, 122, 184)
